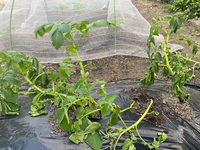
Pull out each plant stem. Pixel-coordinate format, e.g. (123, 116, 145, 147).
(80, 109, 101, 120)
(164, 29, 174, 76)
(32, 72, 45, 84)
(23, 75, 67, 98)
(120, 101, 135, 113)
(135, 126, 150, 146)
(118, 114, 127, 127)
(113, 99, 153, 150)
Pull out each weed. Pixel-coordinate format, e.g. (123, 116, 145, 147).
(145, 8, 151, 13)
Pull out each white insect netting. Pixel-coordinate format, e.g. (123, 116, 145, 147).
(0, 0, 183, 63)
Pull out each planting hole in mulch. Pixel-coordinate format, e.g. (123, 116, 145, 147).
(48, 102, 101, 136)
(125, 87, 195, 127)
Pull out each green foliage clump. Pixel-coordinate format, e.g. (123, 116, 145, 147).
(140, 13, 199, 100)
(170, 0, 200, 20)
(0, 18, 168, 150)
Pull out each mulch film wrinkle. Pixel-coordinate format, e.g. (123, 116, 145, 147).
(0, 83, 200, 150)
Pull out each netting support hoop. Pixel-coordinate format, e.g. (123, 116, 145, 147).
(9, 0, 15, 51)
(113, 0, 117, 52)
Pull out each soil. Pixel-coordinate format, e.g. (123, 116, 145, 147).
(124, 87, 195, 127)
(125, 87, 167, 127)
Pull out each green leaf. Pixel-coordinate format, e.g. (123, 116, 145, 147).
(150, 24, 155, 33)
(54, 97, 60, 106)
(150, 62, 159, 73)
(97, 97, 106, 106)
(66, 45, 76, 53)
(129, 144, 136, 150)
(84, 122, 101, 135)
(94, 20, 108, 27)
(80, 117, 88, 130)
(153, 28, 159, 36)
(178, 37, 184, 40)
(139, 77, 146, 85)
(76, 107, 85, 120)
(0, 79, 7, 84)
(151, 138, 160, 150)
(87, 61, 92, 68)
(176, 86, 185, 100)
(171, 73, 179, 84)
(186, 39, 192, 46)
(59, 68, 69, 78)
(44, 24, 53, 32)
(170, 83, 176, 92)
(58, 23, 70, 33)
(69, 131, 85, 144)
(51, 30, 64, 50)
(85, 107, 94, 114)
(59, 115, 71, 132)
(50, 71, 58, 80)
(107, 23, 113, 31)
(10, 60, 20, 69)
(34, 24, 45, 39)
(107, 108, 120, 126)
(84, 130, 103, 150)
(75, 80, 83, 90)
(56, 108, 65, 123)
(152, 18, 157, 24)
(4, 75, 21, 87)
(122, 138, 133, 150)
(0, 66, 3, 74)
(106, 94, 118, 103)
(192, 44, 198, 55)
(78, 88, 88, 95)
(101, 103, 111, 118)
(158, 132, 167, 143)
(0, 88, 18, 103)
(154, 52, 162, 60)
(32, 93, 42, 104)
(14, 55, 21, 62)
(150, 36, 155, 45)
(50, 25, 59, 36)
(29, 109, 48, 117)
(0, 51, 4, 59)
(0, 101, 19, 115)
(173, 65, 181, 72)
(87, 22, 95, 29)
(176, 17, 182, 27)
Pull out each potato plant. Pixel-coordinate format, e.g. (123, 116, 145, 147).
(140, 13, 199, 100)
(0, 51, 50, 115)
(0, 18, 167, 150)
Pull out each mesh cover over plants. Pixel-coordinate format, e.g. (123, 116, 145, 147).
(0, 0, 183, 63)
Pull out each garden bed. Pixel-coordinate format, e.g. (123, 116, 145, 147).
(0, 82, 200, 149)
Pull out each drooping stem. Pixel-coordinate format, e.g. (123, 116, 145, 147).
(163, 29, 186, 98)
(120, 101, 135, 113)
(163, 29, 174, 76)
(80, 109, 101, 120)
(23, 75, 67, 98)
(135, 126, 150, 147)
(113, 99, 153, 150)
